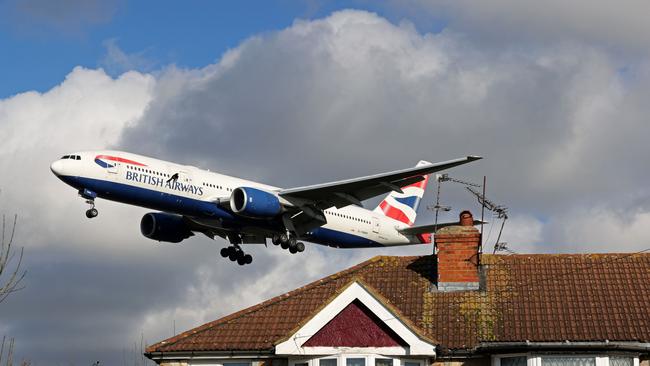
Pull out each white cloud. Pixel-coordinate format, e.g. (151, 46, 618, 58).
(0, 66, 155, 253)
(485, 214, 544, 254)
(544, 207, 650, 253)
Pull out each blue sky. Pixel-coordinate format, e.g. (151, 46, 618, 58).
(0, 0, 442, 98)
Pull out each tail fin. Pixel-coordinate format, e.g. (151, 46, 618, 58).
(373, 160, 431, 226)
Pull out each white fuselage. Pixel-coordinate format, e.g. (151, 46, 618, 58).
(51, 151, 423, 248)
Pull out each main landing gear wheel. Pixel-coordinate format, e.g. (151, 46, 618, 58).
(295, 241, 305, 252)
(221, 246, 253, 265)
(220, 247, 230, 258)
(237, 254, 253, 266)
(271, 234, 281, 246)
(276, 232, 305, 254)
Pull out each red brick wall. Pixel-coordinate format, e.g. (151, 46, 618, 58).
(435, 212, 480, 285)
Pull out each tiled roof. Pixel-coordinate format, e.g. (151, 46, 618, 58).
(146, 253, 650, 354)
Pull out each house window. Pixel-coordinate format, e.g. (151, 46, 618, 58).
(542, 357, 596, 366)
(495, 354, 639, 366)
(501, 357, 527, 366)
(609, 358, 633, 366)
(403, 361, 421, 366)
(347, 358, 365, 366)
(376, 359, 393, 366)
(320, 359, 337, 366)
(224, 362, 250, 366)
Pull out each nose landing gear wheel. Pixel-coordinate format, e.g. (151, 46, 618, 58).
(84, 198, 98, 218)
(85, 208, 98, 218)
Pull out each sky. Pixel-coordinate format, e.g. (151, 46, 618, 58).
(1, 0, 650, 364)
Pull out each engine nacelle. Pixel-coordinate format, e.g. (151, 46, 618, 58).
(140, 212, 193, 243)
(230, 187, 282, 217)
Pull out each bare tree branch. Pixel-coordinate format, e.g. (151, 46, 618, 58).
(0, 215, 25, 304)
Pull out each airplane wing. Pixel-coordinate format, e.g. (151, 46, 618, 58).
(279, 156, 482, 211)
(398, 220, 485, 235)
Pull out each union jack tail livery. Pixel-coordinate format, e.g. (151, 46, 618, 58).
(373, 161, 431, 226)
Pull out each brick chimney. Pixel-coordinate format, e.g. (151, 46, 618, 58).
(435, 210, 481, 292)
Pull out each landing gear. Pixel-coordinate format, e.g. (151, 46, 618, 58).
(295, 241, 305, 252)
(274, 232, 305, 254)
(220, 245, 253, 266)
(85, 200, 98, 219)
(85, 207, 98, 218)
(79, 189, 99, 219)
(271, 234, 281, 245)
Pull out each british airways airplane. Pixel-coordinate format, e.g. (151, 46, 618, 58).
(50, 151, 481, 265)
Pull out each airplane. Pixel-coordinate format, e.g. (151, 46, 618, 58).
(50, 151, 481, 265)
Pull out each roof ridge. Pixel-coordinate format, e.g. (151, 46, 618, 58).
(147, 255, 395, 352)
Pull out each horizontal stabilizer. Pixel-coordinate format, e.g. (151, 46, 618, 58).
(398, 220, 485, 235)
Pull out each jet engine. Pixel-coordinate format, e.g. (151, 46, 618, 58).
(230, 187, 282, 217)
(140, 212, 194, 243)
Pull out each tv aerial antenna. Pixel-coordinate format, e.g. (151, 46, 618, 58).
(465, 186, 510, 254)
(428, 174, 510, 255)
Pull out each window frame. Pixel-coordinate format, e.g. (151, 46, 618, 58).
(493, 353, 639, 366)
(290, 355, 425, 366)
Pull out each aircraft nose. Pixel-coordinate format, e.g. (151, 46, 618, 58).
(50, 160, 65, 176)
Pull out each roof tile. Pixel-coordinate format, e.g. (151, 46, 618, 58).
(147, 253, 650, 354)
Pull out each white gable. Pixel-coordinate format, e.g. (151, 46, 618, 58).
(275, 281, 436, 356)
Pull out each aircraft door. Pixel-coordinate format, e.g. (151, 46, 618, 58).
(106, 161, 120, 179)
(371, 216, 380, 234)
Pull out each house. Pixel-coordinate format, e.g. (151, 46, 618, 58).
(145, 211, 650, 366)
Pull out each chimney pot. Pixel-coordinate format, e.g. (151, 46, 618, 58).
(459, 210, 473, 226)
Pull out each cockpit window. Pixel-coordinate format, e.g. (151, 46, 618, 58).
(61, 155, 70, 159)
(75, 155, 81, 160)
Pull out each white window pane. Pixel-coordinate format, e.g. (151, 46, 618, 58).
(542, 357, 596, 366)
(610, 358, 633, 366)
(347, 358, 365, 366)
(501, 357, 527, 366)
